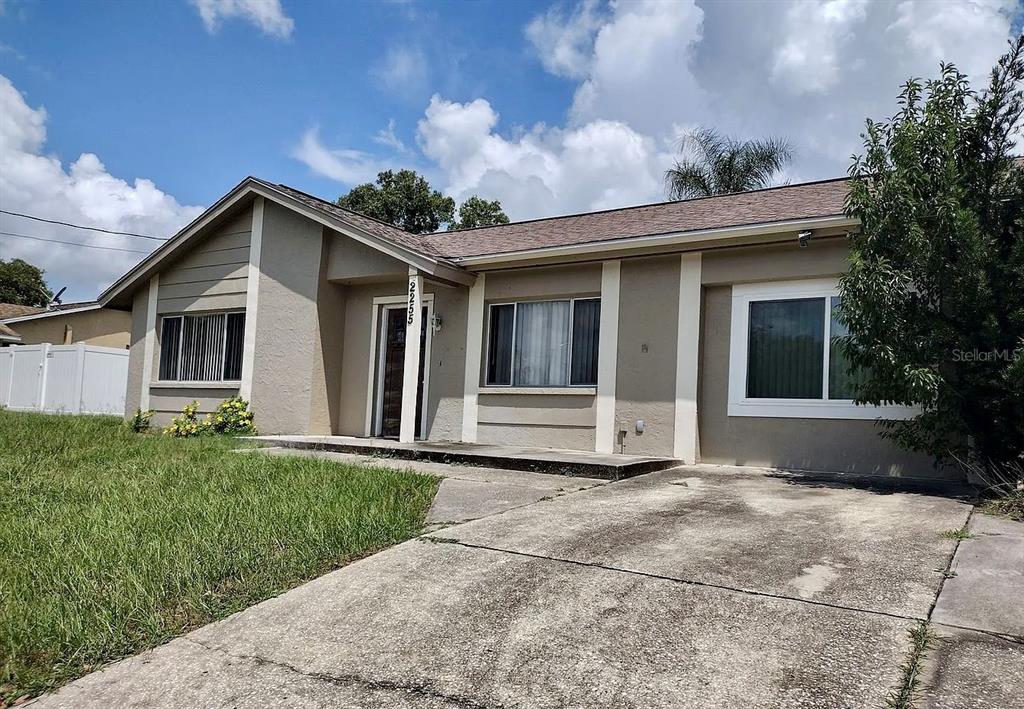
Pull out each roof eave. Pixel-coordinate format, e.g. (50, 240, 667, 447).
(99, 178, 474, 307)
(450, 215, 857, 267)
(2, 303, 102, 324)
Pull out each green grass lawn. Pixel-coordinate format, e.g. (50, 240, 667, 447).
(0, 410, 439, 703)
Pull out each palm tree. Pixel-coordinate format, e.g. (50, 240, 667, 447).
(665, 128, 793, 200)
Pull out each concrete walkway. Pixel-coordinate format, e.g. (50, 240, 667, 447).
(922, 513, 1024, 708)
(27, 463, 1023, 708)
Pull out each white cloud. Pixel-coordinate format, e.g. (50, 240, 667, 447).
(290, 127, 383, 185)
(189, 0, 294, 39)
(567, 0, 707, 136)
(374, 118, 413, 156)
(372, 46, 429, 94)
(525, 0, 606, 79)
(0, 75, 203, 301)
(772, 0, 868, 94)
(416, 95, 669, 219)
(297, 0, 1018, 223)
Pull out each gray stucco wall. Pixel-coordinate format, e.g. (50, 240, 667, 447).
(123, 288, 147, 417)
(309, 240, 346, 435)
(249, 201, 324, 434)
(424, 285, 468, 441)
(614, 255, 680, 456)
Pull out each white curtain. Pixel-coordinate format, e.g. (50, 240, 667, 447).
(514, 301, 570, 386)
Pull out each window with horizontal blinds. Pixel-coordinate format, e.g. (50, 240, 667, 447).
(157, 312, 245, 382)
(485, 298, 600, 387)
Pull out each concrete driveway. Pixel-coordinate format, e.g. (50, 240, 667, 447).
(29, 463, 1021, 708)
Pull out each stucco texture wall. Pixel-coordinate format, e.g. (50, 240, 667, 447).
(614, 255, 680, 457)
(697, 240, 939, 477)
(249, 201, 324, 435)
(13, 308, 130, 348)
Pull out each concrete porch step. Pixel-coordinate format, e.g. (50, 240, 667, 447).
(249, 435, 679, 481)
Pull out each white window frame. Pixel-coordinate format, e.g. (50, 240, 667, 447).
(484, 297, 600, 389)
(728, 278, 917, 420)
(156, 310, 245, 385)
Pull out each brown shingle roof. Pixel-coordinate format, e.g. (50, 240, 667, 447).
(256, 180, 448, 259)
(419, 177, 851, 258)
(259, 176, 850, 263)
(0, 303, 44, 320)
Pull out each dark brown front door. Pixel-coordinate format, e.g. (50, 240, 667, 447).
(379, 306, 427, 438)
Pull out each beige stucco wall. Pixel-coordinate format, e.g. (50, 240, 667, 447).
(326, 234, 408, 283)
(696, 240, 939, 478)
(124, 289, 148, 417)
(11, 307, 130, 348)
(614, 255, 680, 456)
(249, 201, 324, 434)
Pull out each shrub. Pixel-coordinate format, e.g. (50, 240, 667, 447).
(958, 456, 1024, 521)
(208, 397, 257, 436)
(127, 408, 154, 433)
(163, 401, 212, 438)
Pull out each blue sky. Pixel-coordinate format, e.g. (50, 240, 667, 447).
(0, 0, 1020, 299)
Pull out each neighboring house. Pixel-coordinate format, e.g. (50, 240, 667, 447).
(0, 302, 130, 348)
(98, 176, 940, 480)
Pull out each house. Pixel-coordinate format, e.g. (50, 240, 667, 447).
(0, 302, 130, 348)
(98, 176, 942, 480)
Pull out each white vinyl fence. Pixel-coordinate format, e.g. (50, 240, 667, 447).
(0, 343, 129, 415)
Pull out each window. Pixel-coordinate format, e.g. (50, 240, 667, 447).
(728, 279, 915, 419)
(158, 312, 245, 382)
(486, 298, 600, 387)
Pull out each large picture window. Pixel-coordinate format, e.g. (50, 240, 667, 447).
(158, 311, 245, 382)
(486, 298, 600, 387)
(728, 279, 914, 420)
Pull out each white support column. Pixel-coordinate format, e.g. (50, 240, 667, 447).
(400, 268, 424, 443)
(239, 196, 264, 402)
(461, 273, 486, 443)
(139, 275, 159, 412)
(673, 253, 702, 463)
(595, 260, 621, 454)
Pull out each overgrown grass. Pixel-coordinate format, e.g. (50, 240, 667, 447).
(0, 410, 439, 703)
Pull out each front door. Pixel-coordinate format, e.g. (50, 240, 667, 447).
(378, 305, 427, 438)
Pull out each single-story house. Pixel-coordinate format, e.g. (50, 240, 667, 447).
(0, 302, 130, 348)
(97, 176, 944, 480)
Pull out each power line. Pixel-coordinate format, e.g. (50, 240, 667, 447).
(0, 209, 168, 241)
(0, 231, 151, 254)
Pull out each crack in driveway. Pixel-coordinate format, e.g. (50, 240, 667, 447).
(183, 637, 506, 709)
(420, 535, 961, 627)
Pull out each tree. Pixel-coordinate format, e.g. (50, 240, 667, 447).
(338, 169, 456, 234)
(838, 36, 1024, 467)
(0, 258, 52, 307)
(664, 128, 793, 200)
(449, 196, 510, 230)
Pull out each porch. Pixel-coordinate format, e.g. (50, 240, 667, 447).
(250, 435, 680, 480)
